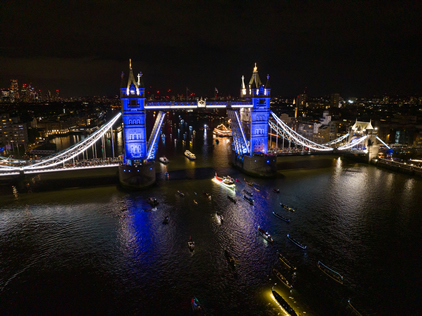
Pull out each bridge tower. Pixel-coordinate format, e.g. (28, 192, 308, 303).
(118, 60, 156, 189)
(348, 120, 379, 162)
(231, 64, 277, 177)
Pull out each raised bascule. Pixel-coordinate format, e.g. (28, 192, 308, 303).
(0, 60, 385, 190)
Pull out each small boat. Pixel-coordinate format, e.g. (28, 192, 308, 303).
(243, 189, 253, 197)
(272, 212, 290, 223)
(191, 296, 205, 315)
(278, 253, 296, 271)
(253, 186, 260, 192)
(162, 216, 169, 224)
(184, 150, 196, 160)
(159, 156, 169, 164)
(216, 212, 224, 223)
(280, 203, 295, 212)
(188, 237, 195, 251)
(246, 181, 253, 186)
(273, 188, 280, 193)
(273, 268, 293, 288)
(177, 190, 185, 197)
(271, 287, 298, 316)
(193, 200, 198, 205)
(227, 195, 236, 203)
(235, 179, 241, 183)
(224, 249, 238, 267)
(258, 226, 274, 243)
(147, 197, 159, 206)
(214, 173, 235, 189)
(317, 261, 344, 284)
(348, 299, 363, 316)
(287, 234, 306, 250)
(243, 195, 254, 205)
(215, 139, 219, 144)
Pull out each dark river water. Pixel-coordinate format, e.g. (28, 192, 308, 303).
(1, 112, 421, 315)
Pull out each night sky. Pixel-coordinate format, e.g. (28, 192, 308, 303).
(1, 1, 421, 98)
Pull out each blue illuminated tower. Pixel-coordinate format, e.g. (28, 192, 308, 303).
(120, 59, 147, 164)
(119, 60, 156, 189)
(248, 64, 271, 155)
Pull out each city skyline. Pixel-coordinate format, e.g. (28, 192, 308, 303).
(1, 1, 421, 98)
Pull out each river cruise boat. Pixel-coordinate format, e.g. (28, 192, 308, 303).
(278, 253, 296, 271)
(243, 195, 254, 205)
(287, 234, 307, 250)
(227, 195, 236, 203)
(213, 123, 232, 137)
(213, 173, 235, 189)
(272, 268, 293, 288)
(272, 211, 290, 223)
(258, 226, 274, 243)
(184, 150, 196, 160)
(159, 156, 169, 164)
(271, 287, 298, 316)
(280, 203, 295, 212)
(317, 261, 344, 284)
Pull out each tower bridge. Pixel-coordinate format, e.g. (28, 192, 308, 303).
(0, 61, 382, 190)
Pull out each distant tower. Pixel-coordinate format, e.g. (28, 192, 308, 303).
(248, 64, 271, 155)
(120, 59, 147, 163)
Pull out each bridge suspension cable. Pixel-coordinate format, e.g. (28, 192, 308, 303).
(336, 135, 368, 150)
(270, 111, 333, 151)
(322, 133, 350, 146)
(376, 136, 391, 149)
(0, 112, 122, 171)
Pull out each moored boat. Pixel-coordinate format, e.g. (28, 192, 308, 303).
(243, 195, 254, 205)
(184, 150, 196, 160)
(273, 188, 280, 193)
(159, 156, 169, 164)
(280, 203, 295, 212)
(177, 190, 185, 197)
(227, 195, 236, 203)
(258, 226, 274, 243)
(287, 234, 306, 250)
(278, 253, 296, 271)
(272, 211, 290, 223)
(317, 261, 344, 284)
(193, 200, 198, 205)
(271, 286, 298, 316)
(214, 173, 235, 189)
(272, 268, 293, 288)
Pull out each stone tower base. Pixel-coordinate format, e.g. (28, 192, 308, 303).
(119, 161, 156, 190)
(231, 151, 277, 177)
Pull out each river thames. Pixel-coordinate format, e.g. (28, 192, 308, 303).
(1, 113, 421, 315)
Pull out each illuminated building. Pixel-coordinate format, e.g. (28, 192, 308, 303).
(10, 79, 19, 102)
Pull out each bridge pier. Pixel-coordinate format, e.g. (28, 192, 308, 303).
(231, 151, 277, 177)
(118, 162, 156, 190)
